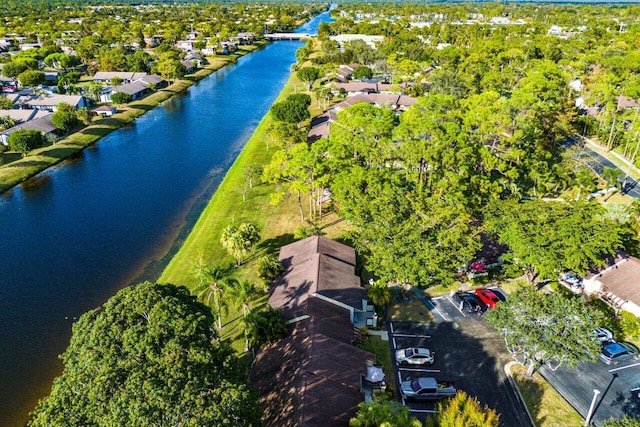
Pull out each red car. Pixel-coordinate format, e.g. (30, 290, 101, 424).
(475, 288, 500, 309)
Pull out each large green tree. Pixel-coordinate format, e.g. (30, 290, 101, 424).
(350, 396, 421, 427)
(51, 102, 78, 132)
(485, 287, 603, 376)
(8, 129, 44, 157)
(28, 282, 262, 426)
(484, 200, 623, 283)
(296, 66, 320, 92)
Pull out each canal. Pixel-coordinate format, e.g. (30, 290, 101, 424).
(0, 12, 332, 425)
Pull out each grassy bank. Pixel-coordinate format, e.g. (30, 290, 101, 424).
(0, 47, 263, 194)
(158, 70, 348, 350)
(511, 364, 583, 426)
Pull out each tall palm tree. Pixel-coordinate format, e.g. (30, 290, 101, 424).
(193, 261, 230, 331)
(227, 280, 257, 351)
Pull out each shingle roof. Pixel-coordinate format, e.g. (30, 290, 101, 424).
(2, 114, 56, 135)
(16, 94, 84, 108)
(113, 81, 147, 96)
(596, 256, 640, 307)
(250, 298, 372, 427)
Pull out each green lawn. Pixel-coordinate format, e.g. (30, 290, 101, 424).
(511, 364, 583, 427)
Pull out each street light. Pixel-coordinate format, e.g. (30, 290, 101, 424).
(583, 389, 601, 427)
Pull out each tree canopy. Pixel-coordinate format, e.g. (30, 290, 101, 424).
(28, 282, 262, 427)
(485, 286, 603, 376)
(484, 200, 624, 283)
(425, 391, 500, 427)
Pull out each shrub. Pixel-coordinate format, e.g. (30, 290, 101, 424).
(620, 311, 640, 340)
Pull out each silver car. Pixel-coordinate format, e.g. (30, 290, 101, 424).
(395, 348, 435, 365)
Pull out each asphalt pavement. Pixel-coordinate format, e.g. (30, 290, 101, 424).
(388, 296, 532, 427)
(540, 357, 640, 426)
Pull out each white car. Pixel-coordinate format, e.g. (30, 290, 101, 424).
(594, 327, 614, 343)
(395, 348, 435, 365)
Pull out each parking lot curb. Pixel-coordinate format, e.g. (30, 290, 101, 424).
(504, 361, 536, 427)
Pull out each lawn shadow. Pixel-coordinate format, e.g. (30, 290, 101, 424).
(255, 233, 295, 258)
(512, 367, 549, 426)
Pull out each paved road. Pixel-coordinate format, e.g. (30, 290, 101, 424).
(563, 136, 640, 199)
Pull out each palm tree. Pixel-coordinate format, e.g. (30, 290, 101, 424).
(575, 169, 596, 200)
(601, 166, 623, 189)
(227, 280, 257, 351)
(193, 261, 230, 331)
(244, 306, 287, 350)
(220, 223, 261, 266)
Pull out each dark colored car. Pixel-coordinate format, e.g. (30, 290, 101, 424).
(599, 341, 639, 365)
(475, 288, 501, 309)
(453, 292, 487, 313)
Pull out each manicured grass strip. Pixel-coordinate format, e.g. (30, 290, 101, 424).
(511, 364, 583, 427)
(0, 55, 244, 193)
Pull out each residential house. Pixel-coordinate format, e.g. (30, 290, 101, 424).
(92, 72, 149, 84)
(250, 236, 377, 427)
(270, 236, 376, 327)
(236, 32, 256, 44)
(336, 63, 359, 82)
(330, 34, 384, 50)
(175, 40, 196, 51)
(93, 105, 117, 117)
(583, 254, 640, 317)
(0, 114, 57, 146)
(15, 94, 89, 111)
(617, 96, 638, 110)
(184, 53, 206, 67)
(99, 74, 164, 103)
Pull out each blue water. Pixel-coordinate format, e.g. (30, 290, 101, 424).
(0, 12, 333, 425)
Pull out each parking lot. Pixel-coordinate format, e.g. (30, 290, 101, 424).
(395, 287, 640, 426)
(388, 317, 532, 426)
(540, 357, 640, 426)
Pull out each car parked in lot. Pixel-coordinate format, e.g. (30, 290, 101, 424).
(396, 348, 435, 366)
(593, 327, 614, 343)
(599, 341, 639, 365)
(453, 291, 487, 313)
(399, 377, 456, 401)
(475, 288, 501, 309)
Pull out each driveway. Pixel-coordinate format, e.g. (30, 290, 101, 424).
(388, 320, 532, 427)
(540, 358, 640, 426)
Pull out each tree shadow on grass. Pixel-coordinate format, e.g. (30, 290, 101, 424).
(512, 367, 549, 426)
(254, 234, 296, 258)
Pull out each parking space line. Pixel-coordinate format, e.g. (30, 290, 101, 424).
(390, 323, 395, 333)
(446, 296, 467, 317)
(393, 333, 431, 338)
(609, 362, 640, 372)
(427, 298, 450, 321)
(392, 337, 397, 349)
(399, 368, 440, 373)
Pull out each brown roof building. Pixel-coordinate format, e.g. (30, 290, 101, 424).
(251, 236, 376, 426)
(583, 253, 640, 317)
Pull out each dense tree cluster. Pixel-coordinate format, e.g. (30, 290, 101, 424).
(28, 282, 262, 426)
